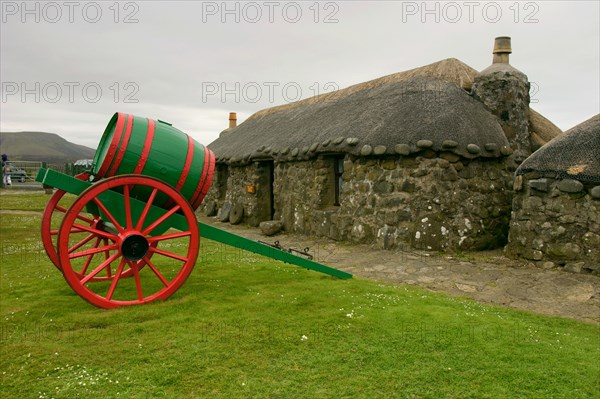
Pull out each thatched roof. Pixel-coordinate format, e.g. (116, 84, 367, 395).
(210, 58, 561, 164)
(529, 109, 563, 149)
(517, 114, 600, 183)
(252, 58, 477, 118)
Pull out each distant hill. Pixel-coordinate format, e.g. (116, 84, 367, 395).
(0, 132, 96, 165)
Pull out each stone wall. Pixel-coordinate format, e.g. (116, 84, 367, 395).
(275, 158, 337, 233)
(205, 153, 514, 251)
(506, 176, 600, 274)
(203, 163, 262, 226)
(273, 154, 513, 252)
(204, 153, 515, 252)
(472, 66, 532, 161)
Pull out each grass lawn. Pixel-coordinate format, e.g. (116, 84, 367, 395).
(1, 192, 598, 398)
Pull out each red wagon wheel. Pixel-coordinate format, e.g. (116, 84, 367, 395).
(41, 173, 148, 281)
(41, 173, 90, 270)
(57, 175, 199, 308)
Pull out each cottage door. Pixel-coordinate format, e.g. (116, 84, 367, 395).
(257, 160, 275, 221)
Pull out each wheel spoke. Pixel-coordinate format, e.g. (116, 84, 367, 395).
(132, 265, 143, 301)
(135, 188, 158, 231)
(123, 184, 133, 229)
(142, 205, 181, 236)
(75, 212, 94, 225)
(51, 226, 87, 236)
(106, 258, 127, 300)
(69, 243, 119, 259)
(93, 197, 124, 232)
(72, 223, 118, 241)
(67, 233, 95, 254)
(103, 238, 112, 278)
(148, 246, 188, 262)
(143, 258, 169, 287)
(147, 230, 192, 243)
(79, 237, 101, 275)
(80, 252, 121, 285)
(55, 205, 67, 213)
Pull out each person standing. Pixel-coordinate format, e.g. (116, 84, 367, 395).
(2, 154, 11, 186)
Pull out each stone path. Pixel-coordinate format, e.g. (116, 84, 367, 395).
(198, 214, 600, 324)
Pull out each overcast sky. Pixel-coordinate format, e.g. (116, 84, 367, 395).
(1, 0, 598, 149)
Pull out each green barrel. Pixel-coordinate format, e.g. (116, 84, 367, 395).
(92, 112, 215, 210)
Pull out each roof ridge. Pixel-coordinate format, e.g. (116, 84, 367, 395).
(249, 58, 478, 120)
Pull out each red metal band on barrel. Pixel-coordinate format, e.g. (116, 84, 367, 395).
(107, 113, 134, 177)
(192, 147, 215, 209)
(133, 118, 155, 174)
(175, 134, 195, 191)
(97, 112, 126, 178)
(189, 146, 211, 209)
(199, 149, 215, 203)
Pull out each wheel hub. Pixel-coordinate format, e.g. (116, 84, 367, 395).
(121, 234, 150, 261)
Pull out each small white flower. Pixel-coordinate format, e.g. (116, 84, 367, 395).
(301, 335, 308, 341)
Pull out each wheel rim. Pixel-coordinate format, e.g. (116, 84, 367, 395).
(57, 175, 199, 308)
(42, 188, 87, 270)
(41, 179, 148, 281)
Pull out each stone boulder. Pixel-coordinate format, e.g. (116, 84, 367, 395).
(217, 202, 232, 222)
(260, 220, 283, 236)
(229, 202, 244, 225)
(205, 201, 218, 217)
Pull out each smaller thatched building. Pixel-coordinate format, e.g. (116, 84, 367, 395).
(506, 114, 600, 274)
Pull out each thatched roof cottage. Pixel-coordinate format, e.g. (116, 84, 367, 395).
(506, 114, 600, 274)
(204, 37, 561, 252)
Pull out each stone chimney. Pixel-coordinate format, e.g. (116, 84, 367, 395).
(472, 36, 532, 164)
(229, 112, 237, 129)
(492, 36, 512, 64)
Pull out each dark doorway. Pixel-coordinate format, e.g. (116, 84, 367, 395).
(256, 161, 275, 222)
(216, 164, 229, 200)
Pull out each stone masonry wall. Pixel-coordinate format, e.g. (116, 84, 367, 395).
(202, 163, 263, 226)
(275, 158, 336, 233)
(506, 176, 600, 274)
(472, 68, 532, 162)
(276, 154, 514, 251)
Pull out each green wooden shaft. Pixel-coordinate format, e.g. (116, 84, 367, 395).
(36, 168, 352, 279)
(197, 222, 352, 279)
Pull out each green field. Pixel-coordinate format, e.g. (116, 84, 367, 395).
(1, 192, 598, 398)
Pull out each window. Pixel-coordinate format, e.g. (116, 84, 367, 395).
(318, 155, 344, 208)
(334, 157, 344, 206)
